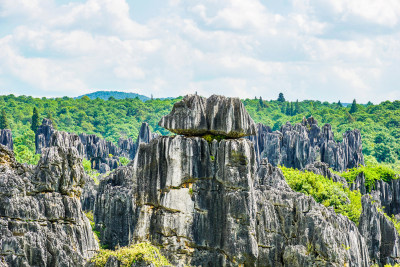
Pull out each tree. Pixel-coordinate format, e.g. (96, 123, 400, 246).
(0, 110, 9, 129)
(285, 102, 291, 115)
(350, 99, 358, 113)
(337, 100, 342, 107)
(31, 107, 40, 133)
(295, 100, 300, 115)
(290, 102, 294, 116)
(277, 93, 285, 102)
(259, 97, 264, 108)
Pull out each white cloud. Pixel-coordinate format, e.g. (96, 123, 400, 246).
(0, 0, 398, 102)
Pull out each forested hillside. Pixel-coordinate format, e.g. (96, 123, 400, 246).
(0, 94, 399, 170)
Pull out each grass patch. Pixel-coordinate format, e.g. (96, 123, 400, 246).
(280, 166, 362, 224)
(91, 242, 171, 267)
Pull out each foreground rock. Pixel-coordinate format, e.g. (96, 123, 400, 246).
(159, 94, 256, 138)
(249, 118, 364, 172)
(0, 143, 98, 266)
(0, 129, 13, 151)
(95, 136, 369, 266)
(358, 194, 400, 266)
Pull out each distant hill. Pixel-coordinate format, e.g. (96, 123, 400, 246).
(76, 91, 150, 101)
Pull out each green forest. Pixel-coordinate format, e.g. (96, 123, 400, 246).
(0, 93, 399, 171)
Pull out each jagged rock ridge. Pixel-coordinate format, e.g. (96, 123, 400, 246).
(248, 117, 364, 172)
(35, 119, 157, 173)
(0, 143, 98, 266)
(159, 94, 256, 138)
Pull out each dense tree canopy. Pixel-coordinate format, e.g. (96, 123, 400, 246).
(0, 94, 399, 169)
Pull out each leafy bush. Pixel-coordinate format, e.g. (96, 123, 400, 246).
(119, 157, 130, 166)
(280, 167, 362, 224)
(91, 242, 171, 267)
(202, 134, 226, 143)
(83, 159, 100, 184)
(338, 160, 398, 192)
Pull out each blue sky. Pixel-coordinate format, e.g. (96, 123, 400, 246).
(0, 0, 399, 102)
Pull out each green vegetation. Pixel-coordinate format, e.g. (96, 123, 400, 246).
(31, 107, 40, 134)
(0, 110, 9, 129)
(83, 159, 100, 184)
(280, 166, 362, 224)
(91, 242, 170, 267)
(0, 93, 399, 168)
(337, 158, 399, 192)
(119, 157, 130, 166)
(202, 134, 226, 143)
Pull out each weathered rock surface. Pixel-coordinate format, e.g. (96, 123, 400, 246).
(95, 136, 369, 266)
(0, 144, 98, 266)
(0, 130, 13, 151)
(358, 195, 400, 266)
(159, 94, 256, 138)
(304, 161, 348, 186)
(249, 118, 364, 172)
(35, 120, 157, 173)
(35, 118, 55, 154)
(81, 176, 98, 212)
(119, 122, 158, 160)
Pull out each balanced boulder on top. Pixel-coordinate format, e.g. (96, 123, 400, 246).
(159, 94, 256, 138)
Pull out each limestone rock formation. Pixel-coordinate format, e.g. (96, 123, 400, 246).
(0, 144, 98, 266)
(304, 161, 348, 185)
(35, 118, 55, 154)
(158, 94, 256, 138)
(249, 118, 364, 172)
(35, 120, 157, 173)
(95, 135, 369, 266)
(0, 129, 13, 151)
(118, 122, 159, 160)
(81, 176, 98, 212)
(358, 195, 400, 266)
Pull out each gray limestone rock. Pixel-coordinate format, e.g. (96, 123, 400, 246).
(249, 119, 364, 172)
(0, 130, 13, 151)
(0, 143, 98, 266)
(304, 161, 348, 186)
(158, 94, 256, 138)
(119, 122, 159, 160)
(35, 118, 55, 154)
(358, 195, 400, 266)
(95, 136, 369, 266)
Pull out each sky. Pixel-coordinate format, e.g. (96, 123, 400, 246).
(0, 0, 399, 102)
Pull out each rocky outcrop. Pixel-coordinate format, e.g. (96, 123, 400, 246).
(35, 120, 157, 173)
(35, 118, 55, 154)
(0, 129, 13, 151)
(304, 161, 348, 186)
(81, 176, 98, 212)
(249, 118, 364, 172)
(118, 122, 159, 160)
(95, 135, 369, 266)
(159, 94, 256, 138)
(358, 195, 400, 266)
(0, 143, 98, 266)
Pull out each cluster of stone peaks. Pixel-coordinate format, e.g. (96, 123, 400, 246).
(2, 94, 400, 266)
(159, 94, 256, 138)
